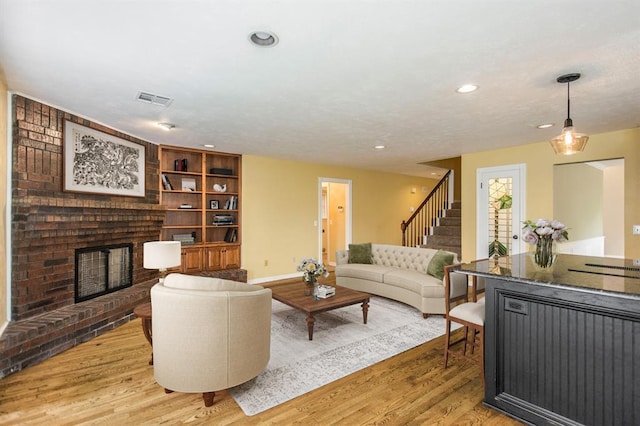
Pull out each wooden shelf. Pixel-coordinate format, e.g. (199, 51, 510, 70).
(159, 145, 242, 272)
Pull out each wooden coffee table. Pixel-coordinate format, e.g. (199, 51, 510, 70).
(269, 281, 370, 340)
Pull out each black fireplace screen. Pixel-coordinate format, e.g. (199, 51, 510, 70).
(75, 243, 133, 303)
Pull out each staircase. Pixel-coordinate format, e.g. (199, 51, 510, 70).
(401, 170, 461, 258)
(420, 201, 461, 257)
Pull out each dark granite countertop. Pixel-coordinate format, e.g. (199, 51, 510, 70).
(457, 253, 640, 298)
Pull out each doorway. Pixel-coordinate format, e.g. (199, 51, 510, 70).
(318, 178, 352, 267)
(554, 158, 624, 257)
(476, 164, 527, 259)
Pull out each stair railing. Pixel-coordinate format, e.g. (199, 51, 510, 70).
(401, 170, 454, 247)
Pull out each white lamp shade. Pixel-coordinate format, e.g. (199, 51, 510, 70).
(144, 241, 182, 269)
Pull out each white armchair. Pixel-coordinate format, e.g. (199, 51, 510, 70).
(151, 273, 272, 407)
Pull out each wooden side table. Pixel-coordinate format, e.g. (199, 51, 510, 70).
(133, 302, 153, 365)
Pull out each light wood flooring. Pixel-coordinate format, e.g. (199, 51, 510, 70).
(0, 280, 520, 425)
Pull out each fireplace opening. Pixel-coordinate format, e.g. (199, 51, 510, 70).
(75, 243, 133, 303)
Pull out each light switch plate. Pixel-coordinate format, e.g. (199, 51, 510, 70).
(634, 225, 640, 235)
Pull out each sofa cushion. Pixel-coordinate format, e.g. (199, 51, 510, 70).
(336, 263, 395, 282)
(426, 250, 455, 280)
(383, 269, 445, 298)
(348, 242, 372, 264)
(450, 302, 485, 326)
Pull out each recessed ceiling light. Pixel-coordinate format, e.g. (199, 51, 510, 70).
(536, 123, 554, 129)
(157, 122, 175, 131)
(456, 84, 479, 94)
(203, 144, 215, 148)
(374, 145, 385, 150)
(249, 31, 278, 47)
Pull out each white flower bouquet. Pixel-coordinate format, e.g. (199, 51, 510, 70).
(296, 257, 329, 283)
(522, 219, 569, 268)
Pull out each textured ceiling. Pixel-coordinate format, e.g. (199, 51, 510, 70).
(1, 0, 638, 177)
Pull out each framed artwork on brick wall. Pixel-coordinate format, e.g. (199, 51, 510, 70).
(64, 121, 146, 197)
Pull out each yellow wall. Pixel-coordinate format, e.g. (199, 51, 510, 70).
(554, 163, 603, 241)
(422, 157, 462, 200)
(461, 128, 640, 262)
(0, 73, 7, 327)
(242, 155, 437, 281)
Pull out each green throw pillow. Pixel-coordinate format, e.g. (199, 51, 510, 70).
(348, 243, 372, 264)
(427, 250, 455, 280)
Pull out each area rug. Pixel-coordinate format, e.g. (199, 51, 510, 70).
(228, 296, 451, 416)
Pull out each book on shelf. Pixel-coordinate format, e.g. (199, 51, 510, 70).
(209, 167, 233, 175)
(174, 158, 188, 172)
(213, 214, 234, 225)
(224, 195, 238, 210)
(172, 233, 196, 245)
(224, 228, 238, 243)
(161, 174, 173, 190)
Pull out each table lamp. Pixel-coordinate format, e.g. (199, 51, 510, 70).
(143, 241, 182, 283)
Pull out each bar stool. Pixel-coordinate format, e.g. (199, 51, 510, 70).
(443, 263, 485, 387)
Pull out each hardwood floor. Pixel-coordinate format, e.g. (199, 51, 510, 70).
(0, 280, 520, 425)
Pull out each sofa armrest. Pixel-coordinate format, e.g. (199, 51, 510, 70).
(336, 250, 349, 265)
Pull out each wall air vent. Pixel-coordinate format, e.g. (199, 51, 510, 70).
(135, 91, 174, 107)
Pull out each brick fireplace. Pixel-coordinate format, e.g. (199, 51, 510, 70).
(75, 243, 133, 303)
(0, 96, 167, 377)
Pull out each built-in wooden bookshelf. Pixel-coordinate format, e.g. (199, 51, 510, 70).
(159, 145, 241, 272)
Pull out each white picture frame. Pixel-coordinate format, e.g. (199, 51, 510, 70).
(64, 121, 145, 197)
(181, 178, 196, 192)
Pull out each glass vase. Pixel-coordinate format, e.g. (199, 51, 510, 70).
(534, 236, 555, 268)
(304, 275, 316, 296)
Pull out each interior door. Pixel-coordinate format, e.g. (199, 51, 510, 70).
(318, 178, 352, 266)
(476, 164, 526, 259)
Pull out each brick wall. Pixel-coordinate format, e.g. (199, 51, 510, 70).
(0, 95, 167, 377)
(11, 95, 165, 320)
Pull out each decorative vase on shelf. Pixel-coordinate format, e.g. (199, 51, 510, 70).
(313, 282, 319, 300)
(534, 236, 555, 269)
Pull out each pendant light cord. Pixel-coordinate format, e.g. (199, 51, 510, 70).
(566, 81, 571, 120)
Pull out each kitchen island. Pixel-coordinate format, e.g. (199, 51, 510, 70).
(457, 254, 640, 426)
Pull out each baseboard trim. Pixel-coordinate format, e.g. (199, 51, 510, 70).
(249, 272, 299, 285)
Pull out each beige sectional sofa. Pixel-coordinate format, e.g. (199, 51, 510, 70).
(335, 244, 466, 318)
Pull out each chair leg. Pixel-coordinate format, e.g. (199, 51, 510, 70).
(462, 326, 469, 355)
(478, 328, 485, 388)
(203, 391, 215, 407)
(444, 318, 451, 368)
(470, 329, 478, 354)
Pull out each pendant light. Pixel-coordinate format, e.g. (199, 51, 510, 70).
(550, 73, 589, 155)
